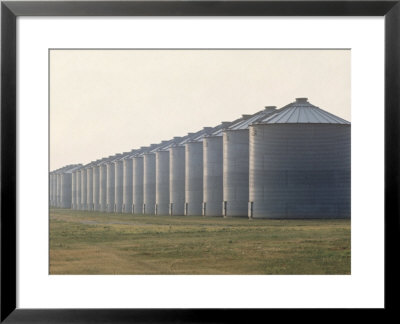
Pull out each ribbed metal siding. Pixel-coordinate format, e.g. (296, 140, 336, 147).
(185, 141, 203, 216)
(106, 163, 115, 212)
(169, 146, 185, 215)
(122, 158, 133, 213)
(60, 173, 72, 208)
(56, 174, 61, 207)
(114, 160, 124, 213)
(223, 129, 249, 217)
(50, 173, 56, 207)
(203, 136, 223, 216)
(143, 154, 156, 214)
(132, 156, 144, 214)
(249, 124, 351, 218)
(93, 166, 100, 211)
(80, 168, 87, 210)
(99, 165, 107, 212)
(155, 151, 169, 215)
(71, 172, 76, 209)
(49, 173, 53, 206)
(86, 168, 93, 211)
(76, 171, 81, 210)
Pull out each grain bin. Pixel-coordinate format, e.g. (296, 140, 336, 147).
(249, 98, 350, 219)
(155, 137, 182, 215)
(49, 173, 53, 206)
(86, 165, 94, 211)
(80, 168, 87, 210)
(155, 149, 171, 215)
(60, 173, 72, 208)
(60, 165, 81, 208)
(71, 171, 77, 209)
(49, 165, 81, 209)
(223, 107, 277, 217)
(143, 152, 156, 214)
(99, 161, 108, 212)
(185, 127, 215, 216)
(143, 142, 171, 215)
(202, 122, 232, 216)
(169, 142, 188, 216)
(132, 145, 158, 214)
(132, 153, 144, 214)
(56, 173, 61, 207)
(113, 156, 125, 213)
(92, 163, 100, 211)
(76, 170, 82, 210)
(122, 154, 134, 213)
(106, 158, 117, 212)
(50, 171, 56, 207)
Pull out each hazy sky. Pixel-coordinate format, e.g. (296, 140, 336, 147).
(50, 49, 350, 171)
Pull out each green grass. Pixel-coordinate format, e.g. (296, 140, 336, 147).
(49, 208, 350, 275)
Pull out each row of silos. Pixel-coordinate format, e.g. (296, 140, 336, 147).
(49, 164, 82, 208)
(51, 98, 350, 218)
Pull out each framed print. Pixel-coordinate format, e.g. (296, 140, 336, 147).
(1, 0, 399, 322)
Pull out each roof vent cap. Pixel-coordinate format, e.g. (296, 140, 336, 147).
(264, 106, 276, 110)
(295, 98, 308, 103)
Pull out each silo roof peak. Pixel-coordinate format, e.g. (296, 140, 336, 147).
(258, 98, 350, 124)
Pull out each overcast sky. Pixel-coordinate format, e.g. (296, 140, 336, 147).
(50, 49, 350, 171)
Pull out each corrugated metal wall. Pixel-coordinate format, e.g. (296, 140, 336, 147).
(249, 124, 351, 218)
(185, 141, 203, 216)
(223, 129, 249, 217)
(169, 145, 185, 216)
(143, 153, 156, 214)
(156, 150, 170, 215)
(114, 160, 124, 213)
(203, 136, 223, 216)
(122, 158, 133, 213)
(132, 156, 144, 214)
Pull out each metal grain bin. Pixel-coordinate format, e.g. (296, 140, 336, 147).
(49, 173, 53, 206)
(132, 155, 144, 214)
(50, 164, 81, 209)
(184, 127, 215, 216)
(86, 166, 93, 211)
(114, 159, 124, 213)
(76, 170, 82, 210)
(71, 171, 76, 209)
(50, 173, 55, 207)
(203, 122, 232, 216)
(143, 153, 156, 214)
(122, 156, 133, 213)
(60, 173, 72, 208)
(56, 173, 61, 207)
(80, 168, 87, 210)
(92, 164, 100, 211)
(249, 98, 351, 219)
(106, 162, 115, 212)
(223, 107, 277, 217)
(155, 137, 182, 215)
(155, 150, 170, 215)
(169, 144, 186, 216)
(99, 163, 108, 212)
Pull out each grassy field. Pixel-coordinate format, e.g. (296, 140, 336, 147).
(49, 209, 350, 275)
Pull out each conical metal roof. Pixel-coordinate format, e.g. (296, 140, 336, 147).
(227, 106, 277, 130)
(259, 98, 350, 124)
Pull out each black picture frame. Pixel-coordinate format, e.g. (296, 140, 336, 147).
(1, 0, 399, 322)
